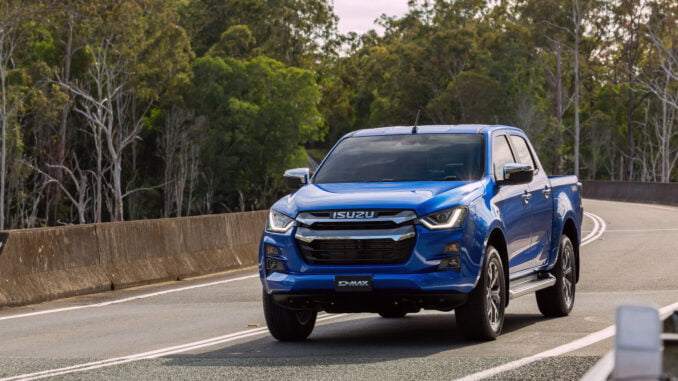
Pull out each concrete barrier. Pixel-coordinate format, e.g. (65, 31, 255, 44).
(0, 210, 267, 307)
(582, 181, 678, 206)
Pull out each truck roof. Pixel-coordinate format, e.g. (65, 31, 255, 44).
(350, 124, 522, 137)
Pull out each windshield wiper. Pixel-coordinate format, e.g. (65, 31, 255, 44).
(443, 176, 459, 181)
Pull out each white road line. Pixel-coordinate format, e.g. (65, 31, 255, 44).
(641, 204, 678, 213)
(582, 212, 606, 246)
(0, 274, 259, 322)
(596, 228, 678, 233)
(581, 212, 600, 244)
(1, 313, 348, 381)
(585, 199, 678, 213)
(453, 301, 678, 381)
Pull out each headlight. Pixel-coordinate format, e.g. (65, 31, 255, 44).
(266, 210, 295, 233)
(419, 206, 468, 230)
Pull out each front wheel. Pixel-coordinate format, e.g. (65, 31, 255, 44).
(263, 291, 317, 341)
(536, 235, 576, 317)
(455, 245, 506, 340)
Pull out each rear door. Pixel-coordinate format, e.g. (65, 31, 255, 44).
(491, 134, 533, 273)
(509, 134, 553, 267)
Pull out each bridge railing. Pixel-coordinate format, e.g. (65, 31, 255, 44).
(0, 211, 267, 307)
(582, 180, 678, 206)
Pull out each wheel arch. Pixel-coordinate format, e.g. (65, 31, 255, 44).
(561, 217, 580, 283)
(486, 227, 510, 307)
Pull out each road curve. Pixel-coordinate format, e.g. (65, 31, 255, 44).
(1, 199, 677, 380)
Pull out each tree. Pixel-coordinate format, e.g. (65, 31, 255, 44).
(0, 0, 34, 230)
(178, 0, 338, 67)
(640, 2, 678, 182)
(187, 54, 324, 210)
(60, 43, 146, 222)
(613, 0, 650, 180)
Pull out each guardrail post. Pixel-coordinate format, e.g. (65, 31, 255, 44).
(613, 304, 662, 380)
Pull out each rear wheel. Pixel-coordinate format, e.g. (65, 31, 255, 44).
(536, 235, 576, 317)
(455, 245, 505, 340)
(263, 291, 317, 341)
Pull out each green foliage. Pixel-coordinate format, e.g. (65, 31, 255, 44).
(1, 0, 676, 228)
(187, 55, 324, 209)
(177, 0, 338, 66)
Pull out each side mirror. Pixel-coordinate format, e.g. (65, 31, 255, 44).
(500, 163, 533, 185)
(284, 168, 310, 191)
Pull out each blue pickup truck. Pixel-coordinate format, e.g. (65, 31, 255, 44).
(259, 125, 582, 341)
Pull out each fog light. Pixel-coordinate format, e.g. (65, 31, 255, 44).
(265, 244, 280, 256)
(444, 241, 460, 254)
(439, 256, 460, 271)
(266, 258, 286, 273)
(264, 244, 285, 273)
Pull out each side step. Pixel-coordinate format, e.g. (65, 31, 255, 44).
(509, 274, 556, 300)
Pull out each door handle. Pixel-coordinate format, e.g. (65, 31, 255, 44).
(544, 187, 552, 199)
(522, 191, 532, 204)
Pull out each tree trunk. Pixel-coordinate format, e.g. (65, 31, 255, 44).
(573, 0, 581, 178)
(95, 131, 102, 223)
(626, 71, 635, 181)
(554, 41, 564, 175)
(0, 61, 6, 231)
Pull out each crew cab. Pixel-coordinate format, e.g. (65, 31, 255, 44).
(259, 125, 582, 341)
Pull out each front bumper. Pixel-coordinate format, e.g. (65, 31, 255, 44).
(271, 291, 468, 313)
(259, 215, 485, 308)
(263, 270, 475, 294)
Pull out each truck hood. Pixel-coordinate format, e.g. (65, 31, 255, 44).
(271, 180, 486, 217)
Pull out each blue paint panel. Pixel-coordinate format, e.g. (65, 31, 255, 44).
(259, 125, 582, 299)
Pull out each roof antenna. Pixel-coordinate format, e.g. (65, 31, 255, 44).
(412, 109, 421, 134)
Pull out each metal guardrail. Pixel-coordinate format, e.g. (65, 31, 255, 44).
(582, 181, 678, 206)
(582, 305, 678, 380)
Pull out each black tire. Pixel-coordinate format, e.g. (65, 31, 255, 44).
(378, 311, 407, 318)
(536, 235, 576, 317)
(263, 291, 317, 341)
(455, 245, 506, 340)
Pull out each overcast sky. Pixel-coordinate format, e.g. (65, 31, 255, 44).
(333, 0, 410, 35)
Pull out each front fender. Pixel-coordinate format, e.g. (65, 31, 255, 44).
(464, 191, 505, 289)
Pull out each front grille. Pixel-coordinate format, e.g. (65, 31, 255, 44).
(298, 237, 415, 265)
(295, 209, 417, 265)
(306, 221, 405, 230)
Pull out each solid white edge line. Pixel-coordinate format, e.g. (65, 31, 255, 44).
(584, 213, 607, 245)
(581, 212, 600, 244)
(596, 228, 678, 233)
(591, 213, 607, 244)
(0, 274, 260, 322)
(582, 212, 606, 246)
(452, 301, 678, 381)
(2, 314, 348, 381)
(586, 199, 678, 213)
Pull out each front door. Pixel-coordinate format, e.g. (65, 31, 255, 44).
(491, 134, 533, 274)
(509, 135, 553, 267)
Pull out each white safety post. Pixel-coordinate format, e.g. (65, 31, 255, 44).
(613, 304, 662, 380)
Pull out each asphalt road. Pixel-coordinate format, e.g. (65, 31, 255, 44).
(0, 199, 677, 380)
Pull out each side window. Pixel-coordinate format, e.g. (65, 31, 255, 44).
(493, 135, 515, 181)
(509, 135, 537, 171)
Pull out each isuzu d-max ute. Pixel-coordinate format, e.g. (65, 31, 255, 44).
(259, 125, 582, 341)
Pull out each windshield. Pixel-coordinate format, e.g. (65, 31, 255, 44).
(313, 134, 485, 183)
